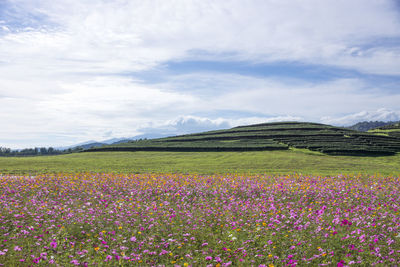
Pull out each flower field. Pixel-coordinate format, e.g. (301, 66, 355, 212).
(0, 173, 399, 266)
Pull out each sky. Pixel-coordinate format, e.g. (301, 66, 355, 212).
(1, 0, 400, 148)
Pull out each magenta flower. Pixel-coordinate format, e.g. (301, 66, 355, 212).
(50, 241, 57, 249)
(70, 259, 80, 265)
(337, 260, 345, 267)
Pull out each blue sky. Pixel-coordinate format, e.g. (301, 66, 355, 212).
(1, 0, 400, 148)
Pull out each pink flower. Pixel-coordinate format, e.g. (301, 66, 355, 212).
(70, 259, 80, 265)
(205, 256, 212, 260)
(14, 246, 22, 251)
(50, 241, 57, 249)
(337, 260, 345, 267)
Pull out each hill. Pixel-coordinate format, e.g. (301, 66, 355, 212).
(368, 122, 400, 138)
(86, 121, 400, 156)
(346, 121, 398, 132)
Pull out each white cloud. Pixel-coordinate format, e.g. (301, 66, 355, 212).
(321, 108, 400, 126)
(332, 47, 400, 76)
(134, 114, 303, 138)
(1, 0, 400, 75)
(155, 73, 400, 119)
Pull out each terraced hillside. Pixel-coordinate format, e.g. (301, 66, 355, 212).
(368, 122, 400, 138)
(87, 122, 400, 156)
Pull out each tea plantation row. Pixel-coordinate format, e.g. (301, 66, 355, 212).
(87, 122, 400, 156)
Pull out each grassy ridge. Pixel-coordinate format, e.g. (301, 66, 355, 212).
(89, 122, 400, 156)
(369, 122, 400, 138)
(0, 150, 399, 176)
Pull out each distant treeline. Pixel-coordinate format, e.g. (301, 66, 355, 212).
(0, 146, 83, 157)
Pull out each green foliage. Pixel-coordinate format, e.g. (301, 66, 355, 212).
(0, 146, 65, 157)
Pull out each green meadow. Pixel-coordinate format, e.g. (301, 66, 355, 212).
(1, 149, 399, 176)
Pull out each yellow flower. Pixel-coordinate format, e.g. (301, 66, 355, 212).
(184, 263, 189, 267)
(268, 254, 273, 258)
(94, 247, 100, 251)
(269, 264, 274, 267)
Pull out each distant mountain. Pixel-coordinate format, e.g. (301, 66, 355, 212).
(55, 140, 99, 150)
(74, 142, 106, 150)
(347, 121, 399, 132)
(56, 133, 173, 151)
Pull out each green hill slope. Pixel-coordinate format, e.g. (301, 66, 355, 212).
(347, 121, 398, 132)
(368, 122, 400, 138)
(87, 121, 400, 156)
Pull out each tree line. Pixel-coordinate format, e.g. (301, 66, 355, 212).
(0, 146, 84, 156)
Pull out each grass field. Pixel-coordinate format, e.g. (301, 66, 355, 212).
(0, 149, 399, 176)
